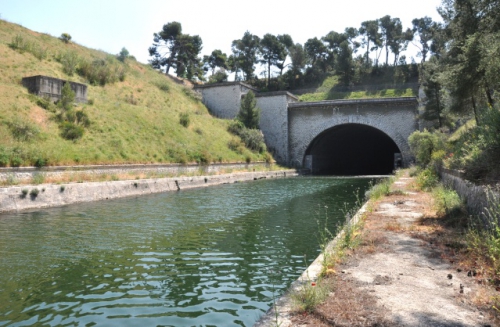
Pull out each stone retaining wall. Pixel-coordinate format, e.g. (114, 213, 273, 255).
(440, 168, 499, 227)
(0, 162, 271, 183)
(0, 170, 297, 213)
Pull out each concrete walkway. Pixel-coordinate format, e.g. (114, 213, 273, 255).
(255, 173, 495, 327)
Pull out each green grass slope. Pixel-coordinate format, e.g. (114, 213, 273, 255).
(297, 71, 418, 102)
(0, 19, 268, 167)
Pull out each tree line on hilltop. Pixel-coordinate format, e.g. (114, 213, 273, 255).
(148, 14, 441, 90)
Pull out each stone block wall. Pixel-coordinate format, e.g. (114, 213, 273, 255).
(22, 75, 87, 103)
(256, 92, 298, 164)
(0, 163, 272, 184)
(440, 169, 499, 227)
(288, 98, 418, 167)
(194, 82, 257, 119)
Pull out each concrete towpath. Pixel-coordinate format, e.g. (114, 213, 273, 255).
(257, 172, 497, 327)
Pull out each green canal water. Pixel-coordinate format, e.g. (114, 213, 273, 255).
(0, 176, 374, 327)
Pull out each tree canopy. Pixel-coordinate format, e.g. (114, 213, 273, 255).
(149, 21, 204, 80)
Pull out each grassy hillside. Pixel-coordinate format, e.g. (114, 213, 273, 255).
(297, 70, 418, 102)
(0, 19, 269, 167)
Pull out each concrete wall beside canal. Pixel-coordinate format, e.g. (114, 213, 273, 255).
(0, 170, 297, 213)
(440, 168, 499, 227)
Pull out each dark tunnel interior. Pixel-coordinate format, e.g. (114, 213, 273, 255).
(304, 124, 401, 176)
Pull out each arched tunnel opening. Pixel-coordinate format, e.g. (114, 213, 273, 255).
(304, 124, 401, 176)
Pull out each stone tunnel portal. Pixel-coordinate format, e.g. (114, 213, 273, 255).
(304, 124, 401, 176)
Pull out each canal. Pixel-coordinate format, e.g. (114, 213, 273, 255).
(0, 176, 374, 327)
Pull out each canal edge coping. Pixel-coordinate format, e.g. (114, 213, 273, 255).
(0, 169, 298, 213)
(253, 199, 371, 327)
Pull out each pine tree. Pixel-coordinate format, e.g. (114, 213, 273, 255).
(237, 91, 260, 129)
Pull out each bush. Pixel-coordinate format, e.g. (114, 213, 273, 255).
(8, 118, 40, 141)
(36, 96, 56, 112)
(33, 156, 47, 168)
(416, 168, 439, 191)
(432, 185, 463, 216)
(408, 129, 445, 168)
(77, 57, 125, 86)
(29, 188, 40, 198)
(60, 122, 84, 140)
(75, 110, 91, 127)
(59, 33, 72, 43)
(153, 80, 170, 92)
(179, 112, 190, 127)
(10, 156, 23, 167)
(447, 108, 500, 182)
(228, 138, 244, 153)
(117, 47, 129, 62)
(238, 128, 266, 153)
(227, 120, 266, 153)
(0, 147, 9, 167)
(228, 120, 245, 135)
(9, 35, 47, 60)
(368, 178, 393, 200)
(58, 51, 79, 76)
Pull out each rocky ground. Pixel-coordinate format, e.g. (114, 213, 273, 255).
(287, 174, 499, 327)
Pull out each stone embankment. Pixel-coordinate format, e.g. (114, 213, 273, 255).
(0, 169, 297, 213)
(0, 162, 272, 183)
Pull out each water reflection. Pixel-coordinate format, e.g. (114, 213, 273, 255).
(0, 177, 373, 326)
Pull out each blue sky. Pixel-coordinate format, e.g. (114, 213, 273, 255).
(1, 0, 443, 73)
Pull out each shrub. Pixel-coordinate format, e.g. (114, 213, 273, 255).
(408, 129, 444, 168)
(0, 147, 10, 167)
(9, 35, 27, 51)
(10, 156, 23, 167)
(36, 96, 56, 112)
(117, 47, 129, 62)
(60, 122, 84, 140)
(9, 35, 47, 60)
(227, 120, 245, 135)
(432, 185, 463, 216)
(59, 33, 72, 43)
(59, 51, 79, 76)
(291, 279, 330, 313)
(33, 156, 47, 168)
(20, 189, 28, 198)
(228, 138, 244, 153)
(29, 188, 40, 198)
(78, 57, 124, 86)
(416, 168, 439, 191)
(238, 128, 266, 153)
(8, 119, 40, 141)
(75, 110, 91, 127)
(179, 112, 190, 127)
(153, 80, 170, 92)
(58, 82, 75, 111)
(368, 178, 393, 200)
(447, 108, 500, 182)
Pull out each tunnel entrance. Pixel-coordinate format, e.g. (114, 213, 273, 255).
(304, 124, 401, 175)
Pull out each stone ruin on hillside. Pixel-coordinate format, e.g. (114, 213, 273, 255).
(22, 75, 87, 103)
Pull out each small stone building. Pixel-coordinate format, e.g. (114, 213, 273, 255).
(22, 75, 87, 103)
